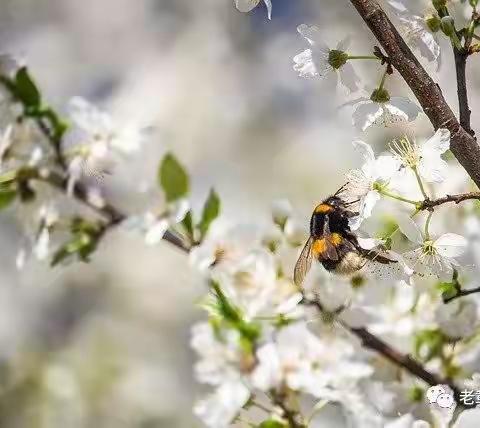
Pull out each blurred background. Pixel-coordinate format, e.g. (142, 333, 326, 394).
(0, 0, 479, 426)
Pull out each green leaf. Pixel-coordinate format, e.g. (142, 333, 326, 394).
(437, 281, 458, 301)
(259, 420, 287, 428)
(159, 153, 189, 202)
(414, 329, 445, 362)
(15, 67, 41, 108)
(0, 190, 16, 210)
(181, 210, 194, 241)
(198, 189, 220, 240)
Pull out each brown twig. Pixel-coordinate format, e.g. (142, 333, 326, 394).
(349, 0, 480, 188)
(444, 286, 480, 304)
(418, 192, 480, 210)
(33, 170, 190, 253)
(453, 48, 474, 136)
(303, 297, 472, 408)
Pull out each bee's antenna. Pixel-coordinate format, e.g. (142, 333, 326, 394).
(334, 183, 348, 196)
(344, 198, 360, 206)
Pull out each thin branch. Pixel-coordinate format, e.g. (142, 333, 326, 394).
(418, 192, 480, 210)
(444, 286, 480, 304)
(453, 48, 473, 136)
(349, 0, 480, 188)
(270, 390, 306, 428)
(33, 170, 190, 253)
(303, 297, 473, 408)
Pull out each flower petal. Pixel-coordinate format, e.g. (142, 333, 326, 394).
(396, 213, 423, 244)
(235, 0, 260, 13)
(422, 128, 450, 156)
(145, 219, 169, 246)
(435, 233, 468, 258)
(339, 62, 360, 93)
(386, 97, 421, 121)
(418, 156, 448, 183)
(293, 49, 318, 78)
(297, 24, 329, 51)
(360, 190, 381, 220)
(263, 0, 272, 19)
(352, 101, 384, 131)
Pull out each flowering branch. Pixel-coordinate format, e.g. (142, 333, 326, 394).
(303, 296, 472, 408)
(349, 0, 480, 188)
(444, 285, 480, 304)
(35, 170, 190, 252)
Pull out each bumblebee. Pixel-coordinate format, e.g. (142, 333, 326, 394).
(294, 187, 395, 287)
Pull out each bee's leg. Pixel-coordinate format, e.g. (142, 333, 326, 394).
(344, 211, 359, 218)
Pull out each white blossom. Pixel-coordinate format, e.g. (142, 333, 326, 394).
(130, 199, 189, 246)
(62, 97, 142, 194)
(343, 140, 401, 229)
(215, 248, 301, 319)
(399, 215, 468, 279)
(252, 323, 373, 395)
(33, 204, 59, 261)
(387, 0, 442, 67)
(435, 299, 478, 339)
(191, 322, 251, 428)
(293, 25, 360, 92)
(193, 380, 250, 428)
(353, 96, 421, 131)
(234, 0, 272, 19)
(390, 129, 451, 183)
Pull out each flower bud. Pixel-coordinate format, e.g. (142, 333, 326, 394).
(470, 0, 479, 7)
(328, 49, 348, 70)
(425, 15, 441, 33)
(440, 16, 456, 38)
(370, 88, 391, 103)
(271, 199, 292, 228)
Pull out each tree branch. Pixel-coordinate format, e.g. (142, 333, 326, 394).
(349, 0, 480, 188)
(444, 286, 480, 304)
(418, 192, 480, 210)
(453, 48, 473, 136)
(304, 297, 472, 408)
(33, 170, 190, 253)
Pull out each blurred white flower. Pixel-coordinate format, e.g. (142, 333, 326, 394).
(387, 0, 441, 67)
(293, 25, 360, 92)
(62, 97, 142, 194)
(390, 129, 450, 183)
(399, 216, 468, 279)
(435, 299, 477, 339)
(191, 322, 245, 386)
(385, 414, 430, 428)
(367, 281, 435, 340)
(271, 198, 292, 227)
(130, 199, 189, 246)
(234, 0, 272, 19)
(33, 204, 59, 261)
(215, 248, 301, 318)
(191, 323, 251, 428)
(352, 96, 421, 131)
(189, 222, 261, 271)
(252, 323, 372, 395)
(453, 408, 480, 428)
(193, 379, 250, 428)
(343, 140, 401, 229)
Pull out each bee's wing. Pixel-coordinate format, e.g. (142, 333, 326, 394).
(294, 237, 314, 287)
(323, 236, 339, 261)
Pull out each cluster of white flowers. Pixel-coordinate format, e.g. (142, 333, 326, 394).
(187, 1, 480, 427)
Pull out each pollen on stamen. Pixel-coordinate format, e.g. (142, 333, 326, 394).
(389, 137, 420, 169)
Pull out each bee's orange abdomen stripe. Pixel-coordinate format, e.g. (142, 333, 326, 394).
(312, 238, 327, 257)
(330, 233, 343, 246)
(314, 203, 333, 213)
